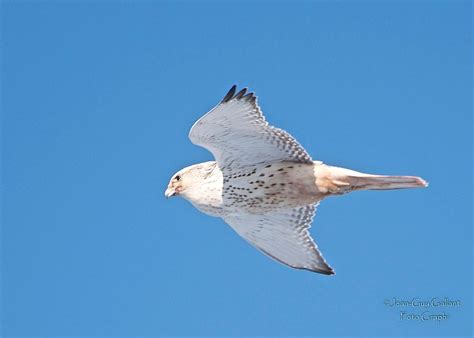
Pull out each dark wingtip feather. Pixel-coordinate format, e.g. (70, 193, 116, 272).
(221, 85, 237, 103)
(243, 91, 256, 102)
(235, 87, 248, 99)
(221, 85, 257, 104)
(298, 265, 335, 275)
(321, 268, 336, 275)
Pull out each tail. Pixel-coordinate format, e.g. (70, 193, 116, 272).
(347, 174, 428, 191)
(323, 166, 428, 193)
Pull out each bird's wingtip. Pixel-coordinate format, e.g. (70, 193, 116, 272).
(221, 84, 257, 104)
(221, 84, 237, 103)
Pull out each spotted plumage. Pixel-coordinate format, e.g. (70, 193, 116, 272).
(165, 85, 428, 274)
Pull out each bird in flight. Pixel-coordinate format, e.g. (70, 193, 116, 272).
(165, 85, 427, 275)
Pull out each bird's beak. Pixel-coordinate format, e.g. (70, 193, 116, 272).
(165, 187, 176, 198)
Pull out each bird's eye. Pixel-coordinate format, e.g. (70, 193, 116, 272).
(175, 175, 181, 181)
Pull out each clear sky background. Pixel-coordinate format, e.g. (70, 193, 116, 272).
(1, 1, 472, 337)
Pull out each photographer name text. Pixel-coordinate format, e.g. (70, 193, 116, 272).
(383, 297, 462, 322)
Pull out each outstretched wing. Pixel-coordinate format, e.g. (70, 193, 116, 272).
(223, 204, 334, 275)
(189, 85, 313, 171)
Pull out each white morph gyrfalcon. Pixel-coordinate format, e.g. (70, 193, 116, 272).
(165, 85, 427, 275)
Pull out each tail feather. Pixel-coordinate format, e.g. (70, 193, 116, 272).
(324, 166, 428, 193)
(348, 175, 428, 191)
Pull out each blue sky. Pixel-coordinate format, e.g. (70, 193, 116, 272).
(1, 1, 472, 336)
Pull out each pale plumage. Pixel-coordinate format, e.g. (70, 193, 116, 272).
(189, 85, 313, 171)
(165, 85, 427, 275)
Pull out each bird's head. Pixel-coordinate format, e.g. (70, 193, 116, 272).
(165, 161, 218, 199)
